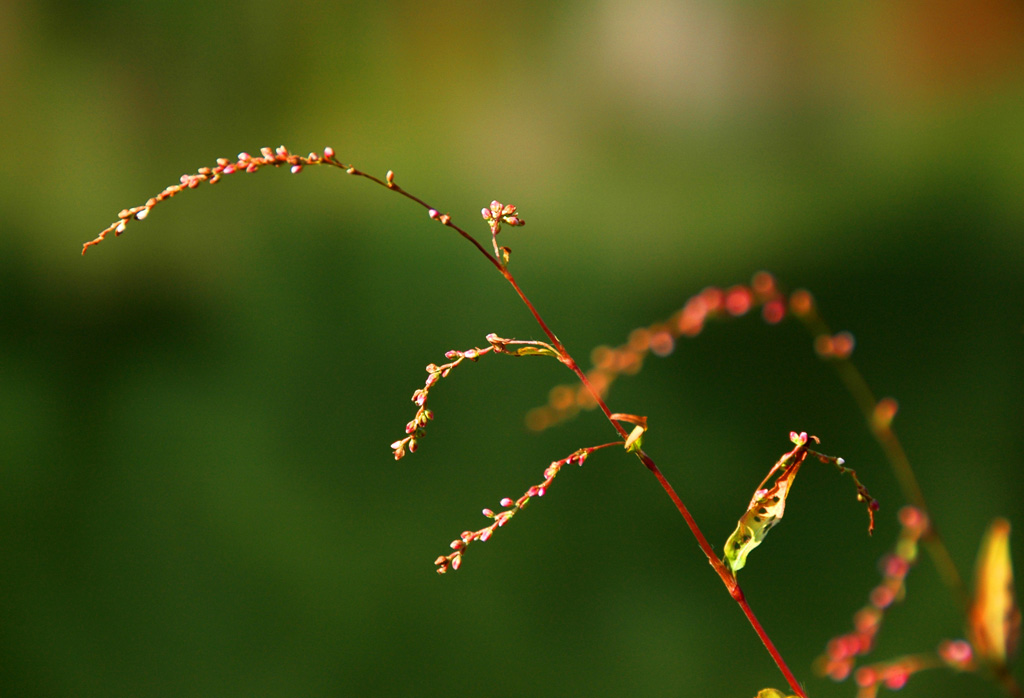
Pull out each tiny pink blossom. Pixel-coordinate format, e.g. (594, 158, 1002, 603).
(883, 671, 908, 690)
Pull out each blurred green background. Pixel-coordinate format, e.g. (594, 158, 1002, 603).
(2, 1, 1023, 696)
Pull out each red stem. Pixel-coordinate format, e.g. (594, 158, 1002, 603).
(340, 162, 808, 696)
(502, 237, 806, 695)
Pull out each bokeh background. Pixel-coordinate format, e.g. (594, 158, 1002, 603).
(2, 1, 1022, 696)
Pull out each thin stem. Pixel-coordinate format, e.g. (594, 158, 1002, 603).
(797, 307, 970, 613)
(323, 160, 505, 271)
(85, 151, 810, 696)
(642, 450, 807, 696)
(347, 168, 807, 695)
(508, 276, 806, 695)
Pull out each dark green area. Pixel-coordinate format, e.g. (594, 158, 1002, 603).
(2, 2, 1022, 696)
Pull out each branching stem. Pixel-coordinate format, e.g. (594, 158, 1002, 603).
(85, 150, 809, 696)
(341, 163, 808, 696)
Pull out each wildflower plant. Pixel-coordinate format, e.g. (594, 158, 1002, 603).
(86, 146, 1019, 697)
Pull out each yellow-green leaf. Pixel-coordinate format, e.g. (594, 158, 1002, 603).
(755, 689, 797, 698)
(968, 518, 1021, 668)
(724, 465, 799, 573)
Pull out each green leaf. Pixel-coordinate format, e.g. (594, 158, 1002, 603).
(724, 467, 798, 573)
(723, 437, 812, 574)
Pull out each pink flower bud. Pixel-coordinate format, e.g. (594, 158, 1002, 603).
(854, 667, 878, 688)
(724, 286, 753, 316)
(869, 584, 895, 609)
(324, 146, 335, 159)
(290, 164, 303, 174)
(939, 639, 973, 667)
(898, 505, 925, 530)
(482, 508, 494, 518)
(883, 671, 908, 690)
(500, 498, 513, 507)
